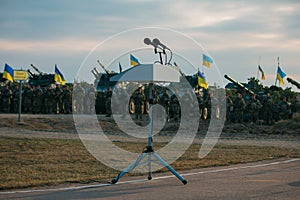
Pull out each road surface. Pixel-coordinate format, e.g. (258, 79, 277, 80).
(1, 158, 300, 200)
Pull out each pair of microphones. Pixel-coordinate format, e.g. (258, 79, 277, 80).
(144, 38, 170, 51)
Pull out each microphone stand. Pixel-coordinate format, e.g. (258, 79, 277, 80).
(111, 39, 187, 185)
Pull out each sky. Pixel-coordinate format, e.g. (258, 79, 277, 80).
(0, 0, 299, 91)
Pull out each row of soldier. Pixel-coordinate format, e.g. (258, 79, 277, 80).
(0, 83, 72, 114)
(107, 86, 209, 122)
(226, 91, 300, 125)
(1, 82, 300, 125)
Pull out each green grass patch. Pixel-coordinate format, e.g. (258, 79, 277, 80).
(0, 136, 299, 190)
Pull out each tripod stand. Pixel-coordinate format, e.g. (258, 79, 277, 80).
(111, 83, 187, 185)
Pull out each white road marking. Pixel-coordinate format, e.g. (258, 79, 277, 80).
(1, 158, 299, 195)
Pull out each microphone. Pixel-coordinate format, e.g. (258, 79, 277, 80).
(144, 37, 160, 49)
(152, 38, 170, 50)
(144, 38, 152, 45)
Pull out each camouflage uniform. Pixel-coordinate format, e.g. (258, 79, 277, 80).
(180, 90, 193, 118)
(0, 88, 2, 112)
(171, 89, 180, 121)
(278, 97, 290, 120)
(32, 85, 43, 114)
(23, 84, 33, 113)
(105, 88, 113, 117)
(62, 86, 72, 114)
(73, 84, 85, 113)
(88, 86, 96, 113)
(247, 94, 262, 124)
(233, 92, 246, 123)
(44, 86, 54, 114)
(262, 92, 274, 125)
(160, 90, 170, 120)
(12, 85, 20, 113)
(226, 94, 233, 122)
(133, 88, 145, 120)
(2, 85, 12, 113)
(291, 96, 300, 115)
(120, 88, 129, 118)
(54, 84, 63, 114)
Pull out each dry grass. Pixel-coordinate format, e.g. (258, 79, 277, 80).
(0, 136, 299, 190)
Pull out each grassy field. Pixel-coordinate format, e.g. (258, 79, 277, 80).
(0, 136, 299, 190)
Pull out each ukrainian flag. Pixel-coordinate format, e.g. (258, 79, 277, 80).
(130, 54, 140, 66)
(258, 65, 266, 80)
(197, 68, 208, 89)
(203, 54, 213, 68)
(2, 64, 14, 82)
(54, 65, 66, 85)
(277, 66, 286, 86)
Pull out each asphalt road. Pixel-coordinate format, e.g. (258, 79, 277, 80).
(1, 158, 300, 200)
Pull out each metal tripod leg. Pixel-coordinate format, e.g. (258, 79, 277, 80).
(153, 152, 187, 184)
(148, 153, 152, 180)
(111, 152, 147, 184)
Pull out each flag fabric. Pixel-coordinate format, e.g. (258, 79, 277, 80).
(119, 62, 122, 73)
(54, 65, 66, 85)
(130, 54, 140, 66)
(202, 54, 213, 68)
(277, 66, 286, 86)
(258, 65, 266, 80)
(197, 68, 208, 89)
(2, 63, 14, 82)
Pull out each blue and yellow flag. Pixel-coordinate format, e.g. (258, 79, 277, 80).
(197, 68, 208, 89)
(130, 54, 140, 66)
(258, 65, 266, 80)
(2, 64, 14, 82)
(54, 65, 66, 85)
(277, 66, 286, 86)
(203, 54, 213, 68)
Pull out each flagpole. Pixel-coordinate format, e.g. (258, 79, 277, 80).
(274, 57, 279, 86)
(257, 56, 261, 80)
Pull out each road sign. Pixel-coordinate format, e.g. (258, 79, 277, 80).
(14, 70, 28, 81)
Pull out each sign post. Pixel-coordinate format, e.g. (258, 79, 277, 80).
(13, 70, 28, 124)
(18, 81, 22, 123)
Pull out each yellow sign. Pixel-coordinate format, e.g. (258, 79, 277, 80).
(14, 70, 28, 81)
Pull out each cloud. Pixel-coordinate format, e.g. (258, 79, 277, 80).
(0, 0, 299, 89)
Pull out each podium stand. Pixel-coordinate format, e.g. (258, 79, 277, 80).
(110, 64, 187, 185)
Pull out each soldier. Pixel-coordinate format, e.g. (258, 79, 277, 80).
(44, 85, 54, 114)
(88, 85, 96, 113)
(119, 88, 129, 118)
(160, 89, 170, 121)
(23, 84, 33, 113)
(278, 96, 290, 120)
(208, 90, 219, 120)
(226, 93, 233, 122)
(2, 85, 12, 113)
(233, 91, 246, 123)
(152, 89, 160, 120)
(41, 87, 47, 114)
(32, 85, 43, 114)
(196, 91, 204, 120)
(105, 87, 113, 117)
(291, 96, 300, 116)
(62, 85, 72, 114)
(54, 84, 63, 114)
(133, 87, 145, 120)
(170, 89, 180, 121)
(181, 89, 194, 118)
(247, 94, 262, 124)
(11, 84, 20, 113)
(262, 91, 274, 125)
(0, 86, 2, 112)
(73, 83, 85, 113)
